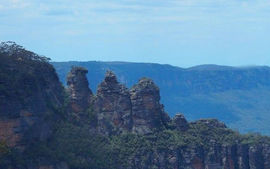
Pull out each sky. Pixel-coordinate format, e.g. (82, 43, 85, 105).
(0, 0, 270, 67)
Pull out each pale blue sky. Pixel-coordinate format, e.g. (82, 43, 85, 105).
(0, 0, 270, 67)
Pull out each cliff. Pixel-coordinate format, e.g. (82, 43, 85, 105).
(0, 42, 64, 148)
(0, 43, 270, 169)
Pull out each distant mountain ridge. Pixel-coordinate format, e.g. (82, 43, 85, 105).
(52, 61, 270, 135)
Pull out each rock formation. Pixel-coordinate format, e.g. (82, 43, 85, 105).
(94, 71, 132, 135)
(65, 69, 192, 135)
(67, 67, 93, 113)
(89, 73, 168, 135)
(130, 77, 167, 134)
(172, 113, 189, 131)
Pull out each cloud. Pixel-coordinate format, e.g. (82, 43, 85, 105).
(1, 0, 270, 66)
(43, 9, 74, 16)
(0, 0, 30, 9)
(1, 0, 269, 25)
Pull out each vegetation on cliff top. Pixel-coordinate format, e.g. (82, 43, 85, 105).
(0, 41, 63, 118)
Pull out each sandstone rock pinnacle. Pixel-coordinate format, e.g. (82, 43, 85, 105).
(130, 77, 166, 134)
(172, 113, 189, 131)
(95, 70, 132, 135)
(67, 67, 92, 113)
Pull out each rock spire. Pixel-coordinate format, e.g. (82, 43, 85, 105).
(67, 67, 92, 112)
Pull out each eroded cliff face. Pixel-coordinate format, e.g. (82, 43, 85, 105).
(116, 136, 270, 169)
(0, 42, 64, 148)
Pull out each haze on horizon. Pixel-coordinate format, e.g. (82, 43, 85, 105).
(0, 0, 270, 67)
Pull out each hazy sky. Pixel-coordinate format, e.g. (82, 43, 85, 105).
(1, 0, 270, 67)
